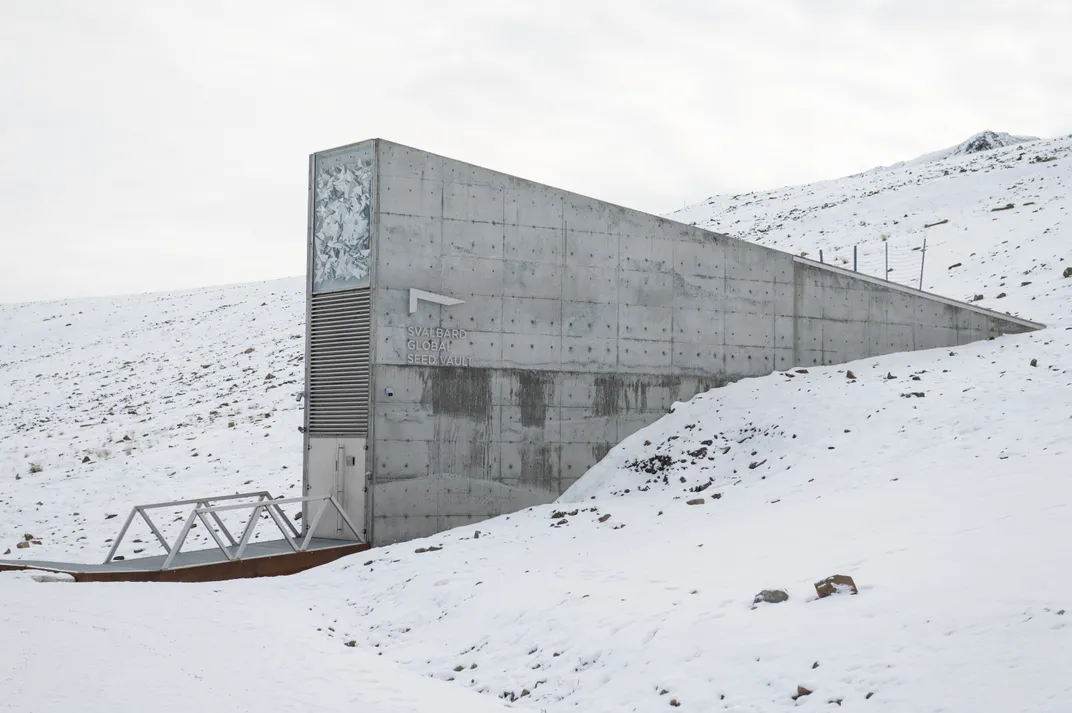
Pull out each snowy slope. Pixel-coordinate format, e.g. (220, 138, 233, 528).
(0, 569, 515, 713)
(0, 278, 307, 559)
(673, 132, 1070, 326)
(3, 132, 1072, 712)
(899, 129, 1040, 167)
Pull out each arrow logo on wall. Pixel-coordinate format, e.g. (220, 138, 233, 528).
(409, 288, 466, 314)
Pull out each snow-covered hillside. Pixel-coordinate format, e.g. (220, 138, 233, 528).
(674, 131, 1070, 327)
(0, 279, 307, 559)
(901, 129, 1040, 166)
(3, 132, 1072, 712)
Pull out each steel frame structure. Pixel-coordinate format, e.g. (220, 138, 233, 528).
(103, 491, 362, 571)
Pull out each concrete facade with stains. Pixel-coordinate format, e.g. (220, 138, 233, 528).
(305, 138, 1043, 546)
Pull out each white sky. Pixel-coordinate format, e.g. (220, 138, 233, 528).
(1, 0, 1069, 303)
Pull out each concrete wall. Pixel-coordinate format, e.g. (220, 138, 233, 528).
(315, 139, 1041, 545)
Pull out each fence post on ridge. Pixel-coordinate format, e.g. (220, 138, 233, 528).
(919, 238, 927, 290)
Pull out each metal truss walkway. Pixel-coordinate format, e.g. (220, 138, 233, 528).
(0, 491, 368, 583)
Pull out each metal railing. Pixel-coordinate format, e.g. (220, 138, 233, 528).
(103, 491, 363, 570)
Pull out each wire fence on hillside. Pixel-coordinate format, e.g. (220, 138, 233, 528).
(805, 238, 928, 290)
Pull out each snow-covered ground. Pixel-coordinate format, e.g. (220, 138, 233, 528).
(0, 569, 514, 713)
(0, 279, 307, 560)
(2, 132, 1071, 712)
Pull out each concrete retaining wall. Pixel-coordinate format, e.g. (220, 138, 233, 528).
(307, 138, 1042, 545)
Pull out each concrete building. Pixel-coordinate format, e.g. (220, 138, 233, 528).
(302, 138, 1042, 546)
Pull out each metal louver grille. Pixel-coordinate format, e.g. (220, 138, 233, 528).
(308, 288, 370, 436)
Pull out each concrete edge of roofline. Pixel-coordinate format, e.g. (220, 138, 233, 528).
(310, 138, 1045, 334)
(311, 137, 741, 241)
(792, 256, 1046, 331)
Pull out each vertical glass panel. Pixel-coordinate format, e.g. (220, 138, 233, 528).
(312, 143, 373, 293)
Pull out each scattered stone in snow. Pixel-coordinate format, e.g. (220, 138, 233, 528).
(846, 370, 857, 380)
(1031, 359, 1038, 367)
(814, 574, 859, 598)
(598, 514, 611, 523)
(752, 589, 789, 606)
(414, 545, 442, 554)
(793, 685, 813, 700)
(1063, 266, 1072, 278)
(685, 498, 704, 506)
(948, 262, 963, 269)
(16, 541, 29, 549)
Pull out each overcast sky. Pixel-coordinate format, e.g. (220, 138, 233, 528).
(1, 1, 1069, 302)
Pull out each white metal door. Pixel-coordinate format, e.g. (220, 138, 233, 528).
(305, 436, 365, 541)
(336, 437, 366, 540)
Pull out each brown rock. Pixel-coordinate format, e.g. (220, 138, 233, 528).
(1030, 359, 1038, 367)
(244, 347, 255, 354)
(845, 370, 856, 380)
(686, 498, 704, 506)
(796, 369, 809, 374)
(866, 692, 874, 699)
(598, 513, 611, 522)
(344, 640, 356, 647)
(753, 589, 789, 605)
(1063, 267, 1072, 278)
(814, 574, 859, 598)
(794, 686, 813, 700)
(669, 699, 681, 707)
(16, 541, 29, 549)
